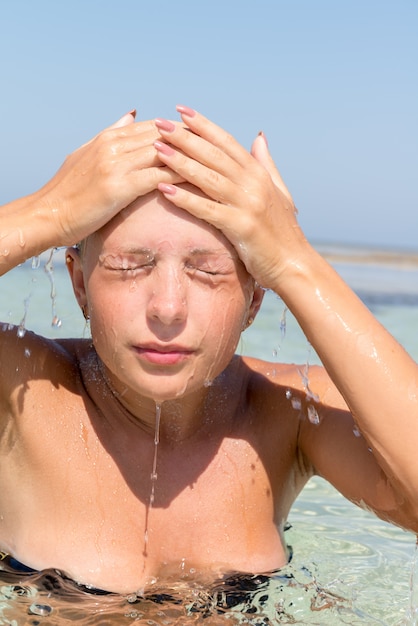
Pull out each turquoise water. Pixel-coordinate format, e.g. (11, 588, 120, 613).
(0, 249, 417, 624)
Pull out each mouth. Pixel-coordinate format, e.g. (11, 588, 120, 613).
(133, 344, 194, 366)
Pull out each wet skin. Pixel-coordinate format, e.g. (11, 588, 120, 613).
(0, 193, 387, 593)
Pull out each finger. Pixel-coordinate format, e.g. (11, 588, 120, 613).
(108, 109, 137, 129)
(130, 167, 184, 193)
(250, 133, 293, 202)
(154, 139, 239, 204)
(154, 118, 243, 183)
(157, 182, 236, 233)
(76, 112, 152, 152)
(174, 106, 255, 168)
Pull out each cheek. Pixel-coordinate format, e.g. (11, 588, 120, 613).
(202, 286, 248, 354)
(86, 280, 129, 351)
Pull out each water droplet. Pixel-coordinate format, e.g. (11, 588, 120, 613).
(17, 295, 32, 339)
(29, 603, 52, 616)
(24, 348, 31, 358)
(286, 389, 292, 400)
(353, 425, 362, 437)
(31, 256, 40, 269)
(127, 593, 138, 603)
(280, 307, 288, 340)
(298, 346, 320, 403)
(291, 397, 302, 411)
(307, 404, 320, 425)
(51, 315, 62, 328)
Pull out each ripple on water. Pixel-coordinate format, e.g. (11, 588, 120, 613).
(0, 550, 409, 625)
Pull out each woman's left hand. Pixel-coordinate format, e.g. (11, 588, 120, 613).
(154, 107, 306, 292)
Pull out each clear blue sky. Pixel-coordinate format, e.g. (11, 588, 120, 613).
(1, 0, 417, 249)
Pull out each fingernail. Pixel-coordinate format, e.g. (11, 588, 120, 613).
(258, 130, 268, 146)
(155, 118, 176, 133)
(154, 140, 175, 156)
(176, 105, 196, 118)
(158, 183, 177, 195)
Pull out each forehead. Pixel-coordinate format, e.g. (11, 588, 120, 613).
(87, 191, 237, 258)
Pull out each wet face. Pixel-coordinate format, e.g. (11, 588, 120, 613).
(69, 192, 261, 404)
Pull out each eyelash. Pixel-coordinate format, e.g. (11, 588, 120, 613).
(185, 263, 220, 276)
(115, 263, 221, 277)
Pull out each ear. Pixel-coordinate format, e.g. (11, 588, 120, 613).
(65, 247, 88, 314)
(249, 283, 265, 319)
(244, 284, 265, 330)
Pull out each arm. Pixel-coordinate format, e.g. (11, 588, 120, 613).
(0, 111, 182, 275)
(153, 107, 418, 525)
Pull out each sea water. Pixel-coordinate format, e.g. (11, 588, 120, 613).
(0, 247, 417, 624)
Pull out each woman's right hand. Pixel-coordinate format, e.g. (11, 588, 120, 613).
(36, 111, 183, 246)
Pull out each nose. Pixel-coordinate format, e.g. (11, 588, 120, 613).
(147, 265, 187, 326)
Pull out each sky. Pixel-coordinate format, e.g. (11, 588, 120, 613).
(1, 0, 417, 250)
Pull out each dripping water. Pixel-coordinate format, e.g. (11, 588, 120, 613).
(17, 295, 32, 338)
(44, 249, 62, 328)
(272, 305, 288, 358)
(143, 402, 162, 559)
(31, 255, 41, 270)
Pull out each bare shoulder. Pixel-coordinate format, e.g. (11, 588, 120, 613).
(234, 356, 323, 502)
(0, 325, 88, 411)
(239, 355, 345, 406)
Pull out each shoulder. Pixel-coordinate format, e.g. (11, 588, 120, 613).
(236, 354, 350, 452)
(238, 355, 338, 402)
(0, 325, 89, 400)
(232, 354, 318, 437)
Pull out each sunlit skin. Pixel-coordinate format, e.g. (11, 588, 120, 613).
(0, 191, 409, 594)
(69, 191, 259, 424)
(0, 108, 417, 596)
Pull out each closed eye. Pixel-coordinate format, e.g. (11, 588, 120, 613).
(99, 252, 155, 273)
(186, 264, 221, 276)
(185, 251, 237, 277)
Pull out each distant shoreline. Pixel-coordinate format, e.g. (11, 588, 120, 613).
(22, 244, 418, 271)
(314, 243, 418, 269)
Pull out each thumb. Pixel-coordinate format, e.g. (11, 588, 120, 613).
(251, 132, 292, 201)
(108, 108, 137, 129)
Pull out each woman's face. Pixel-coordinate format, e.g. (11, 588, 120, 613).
(71, 192, 261, 404)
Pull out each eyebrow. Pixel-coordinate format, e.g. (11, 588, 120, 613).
(188, 247, 238, 260)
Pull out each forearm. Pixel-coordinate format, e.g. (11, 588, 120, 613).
(277, 244, 418, 497)
(151, 106, 418, 514)
(0, 191, 61, 275)
(0, 113, 186, 278)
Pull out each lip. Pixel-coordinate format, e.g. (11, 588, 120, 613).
(133, 343, 194, 366)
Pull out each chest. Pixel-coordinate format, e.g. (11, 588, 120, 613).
(0, 388, 296, 590)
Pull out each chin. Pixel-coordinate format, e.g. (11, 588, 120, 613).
(140, 372, 212, 404)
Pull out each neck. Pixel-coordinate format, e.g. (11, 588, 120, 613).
(83, 349, 240, 443)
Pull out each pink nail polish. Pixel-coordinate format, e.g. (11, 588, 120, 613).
(176, 105, 196, 118)
(154, 140, 175, 156)
(158, 183, 177, 195)
(155, 118, 175, 133)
